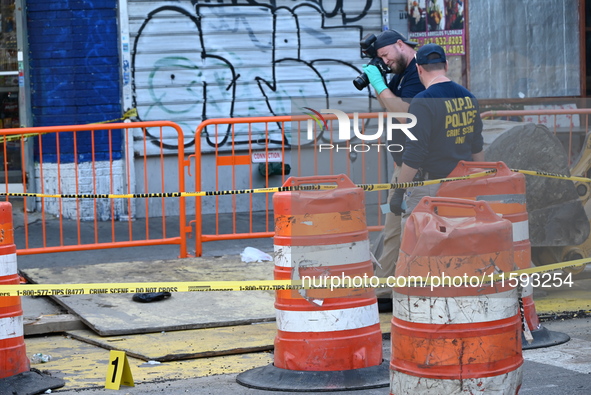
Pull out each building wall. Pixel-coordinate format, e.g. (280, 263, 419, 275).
(127, 0, 381, 154)
(27, 0, 121, 126)
(126, 0, 390, 216)
(389, 0, 411, 34)
(27, 0, 124, 218)
(468, 0, 580, 99)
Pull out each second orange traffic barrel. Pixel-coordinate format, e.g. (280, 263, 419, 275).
(437, 161, 529, 270)
(391, 197, 523, 394)
(436, 160, 570, 349)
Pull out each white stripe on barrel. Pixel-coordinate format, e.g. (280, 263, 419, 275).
(512, 220, 529, 242)
(0, 316, 23, 339)
(390, 366, 523, 394)
(522, 282, 534, 298)
(476, 194, 526, 205)
(393, 288, 519, 325)
(276, 303, 379, 332)
(274, 240, 370, 268)
(0, 253, 17, 276)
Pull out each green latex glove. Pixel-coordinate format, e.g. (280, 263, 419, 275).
(362, 64, 388, 94)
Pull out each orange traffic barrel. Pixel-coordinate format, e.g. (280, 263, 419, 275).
(237, 174, 388, 391)
(437, 161, 528, 268)
(0, 202, 28, 379)
(391, 197, 523, 394)
(437, 161, 569, 349)
(0, 203, 65, 393)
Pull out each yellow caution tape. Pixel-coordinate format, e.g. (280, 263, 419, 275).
(0, 108, 138, 144)
(0, 170, 496, 199)
(1, 257, 587, 297)
(91, 108, 138, 125)
(513, 169, 591, 183)
(1, 168, 589, 200)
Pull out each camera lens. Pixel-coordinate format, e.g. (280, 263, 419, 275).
(353, 73, 369, 91)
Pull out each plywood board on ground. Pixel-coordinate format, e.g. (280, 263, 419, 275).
(66, 323, 277, 361)
(64, 313, 393, 362)
(21, 256, 276, 336)
(24, 314, 87, 336)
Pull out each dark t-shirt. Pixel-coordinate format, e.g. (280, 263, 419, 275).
(403, 81, 484, 179)
(386, 58, 425, 166)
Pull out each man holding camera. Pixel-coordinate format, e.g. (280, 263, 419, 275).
(390, 43, 484, 223)
(361, 30, 425, 312)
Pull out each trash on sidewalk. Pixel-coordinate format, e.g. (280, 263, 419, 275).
(240, 247, 272, 263)
(132, 292, 172, 303)
(139, 360, 162, 368)
(30, 353, 52, 364)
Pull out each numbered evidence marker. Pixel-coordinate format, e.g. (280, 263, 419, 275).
(105, 350, 135, 390)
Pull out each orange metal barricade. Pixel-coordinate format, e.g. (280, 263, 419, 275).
(3, 107, 590, 259)
(188, 108, 591, 256)
(191, 113, 392, 257)
(0, 121, 190, 258)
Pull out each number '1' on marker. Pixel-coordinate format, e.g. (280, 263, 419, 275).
(105, 350, 134, 390)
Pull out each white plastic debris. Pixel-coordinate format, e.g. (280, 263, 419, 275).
(240, 247, 272, 263)
(30, 353, 52, 364)
(146, 360, 161, 365)
(311, 298, 323, 306)
(369, 251, 381, 269)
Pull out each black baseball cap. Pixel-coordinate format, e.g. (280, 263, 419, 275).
(374, 30, 418, 49)
(415, 43, 447, 65)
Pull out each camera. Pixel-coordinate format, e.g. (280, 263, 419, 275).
(353, 34, 391, 91)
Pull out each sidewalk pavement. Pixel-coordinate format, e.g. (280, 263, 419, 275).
(21, 312, 591, 395)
